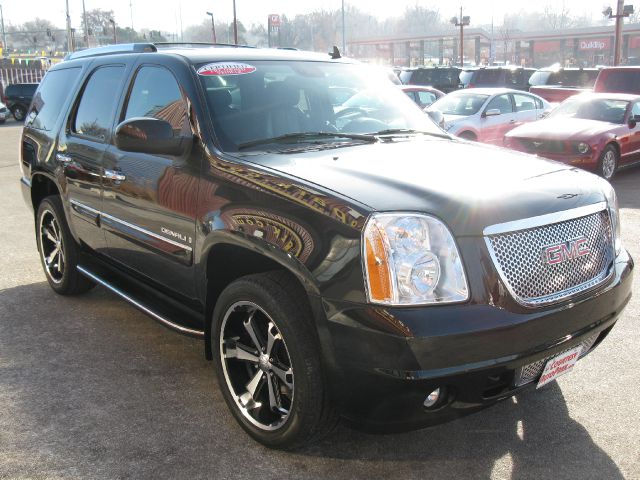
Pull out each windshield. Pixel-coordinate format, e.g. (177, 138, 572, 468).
(429, 92, 488, 116)
(548, 96, 629, 123)
(198, 61, 439, 151)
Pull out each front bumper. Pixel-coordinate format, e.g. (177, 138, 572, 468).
(319, 248, 633, 432)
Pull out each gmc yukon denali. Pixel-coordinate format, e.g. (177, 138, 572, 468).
(18, 43, 633, 449)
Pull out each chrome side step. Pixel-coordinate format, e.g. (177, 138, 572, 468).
(77, 265, 205, 338)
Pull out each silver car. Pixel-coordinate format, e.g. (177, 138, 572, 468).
(427, 88, 550, 145)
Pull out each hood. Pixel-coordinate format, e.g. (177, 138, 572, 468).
(240, 137, 607, 236)
(506, 118, 617, 141)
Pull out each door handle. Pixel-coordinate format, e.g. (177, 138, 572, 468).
(55, 153, 72, 164)
(509, 119, 516, 124)
(104, 169, 126, 182)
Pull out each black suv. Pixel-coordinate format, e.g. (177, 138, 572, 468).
(398, 66, 462, 93)
(466, 66, 536, 91)
(4, 82, 38, 121)
(19, 43, 633, 449)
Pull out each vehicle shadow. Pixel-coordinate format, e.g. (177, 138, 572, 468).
(612, 167, 640, 209)
(0, 281, 626, 480)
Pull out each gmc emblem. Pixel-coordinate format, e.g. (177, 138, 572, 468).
(544, 237, 590, 265)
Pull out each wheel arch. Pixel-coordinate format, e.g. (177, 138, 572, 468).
(30, 172, 61, 211)
(201, 235, 320, 360)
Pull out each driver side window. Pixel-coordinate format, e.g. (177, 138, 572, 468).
(486, 94, 513, 114)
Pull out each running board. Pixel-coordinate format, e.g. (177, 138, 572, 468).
(77, 265, 205, 338)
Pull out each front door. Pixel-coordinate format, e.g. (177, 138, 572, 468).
(60, 64, 128, 253)
(102, 64, 199, 299)
(480, 94, 516, 145)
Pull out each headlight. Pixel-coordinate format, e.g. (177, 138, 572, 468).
(575, 142, 590, 154)
(602, 182, 622, 255)
(362, 213, 469, 305)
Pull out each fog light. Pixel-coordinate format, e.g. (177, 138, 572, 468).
(423, 388, 441, 408)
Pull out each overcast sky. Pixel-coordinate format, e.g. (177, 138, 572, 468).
(2, 0, 619, 34)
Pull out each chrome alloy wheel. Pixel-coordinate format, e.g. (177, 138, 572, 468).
(39, 209, 65, 284)
(220, 301, 294, 431)
(602, 149, 616, 180)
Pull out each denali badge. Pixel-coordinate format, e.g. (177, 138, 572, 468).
(543, 237, 590, 265)
(161, 227, 189, 243)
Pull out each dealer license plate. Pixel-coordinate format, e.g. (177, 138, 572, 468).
(536, 345, 583, 389)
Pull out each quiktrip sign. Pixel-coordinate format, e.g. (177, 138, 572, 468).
(579, 38, 610, 51)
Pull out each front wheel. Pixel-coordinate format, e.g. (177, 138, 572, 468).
(36, 196, 95, 295)
(212, 271, 337, 449)
(458, 131, 477, 141)
(12, 105, 26, 121)
(597, 145, 618, 181)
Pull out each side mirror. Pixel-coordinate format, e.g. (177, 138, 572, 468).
(115, 117, 190, 156)
(483, 108, 501, 117)
(629, 114, 640, 129)
(425, 109, 445, 128)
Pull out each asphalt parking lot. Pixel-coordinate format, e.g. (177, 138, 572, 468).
(0, 122, 638, 480)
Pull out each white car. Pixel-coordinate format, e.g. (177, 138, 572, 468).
(0, 102, 9, 123)
(427, 88, 550, 145)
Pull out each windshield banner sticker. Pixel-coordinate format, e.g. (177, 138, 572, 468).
(197, 62, 256, 76)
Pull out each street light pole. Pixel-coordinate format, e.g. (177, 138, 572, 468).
(82, 0, 89, 47)
(604, 1, 634, 66)
(451, 7, 470, 67)
(341, 0, 345, 54)
(232, 0, 238, 44)
(0, 4, 7, 55)
(65, 0, 73, 52)
(109, 18, 117, 44)
(206, 12, 217, 43)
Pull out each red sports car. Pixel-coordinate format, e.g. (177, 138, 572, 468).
(504, 92, 640, 180)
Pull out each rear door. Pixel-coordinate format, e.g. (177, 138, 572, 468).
(511, 93, 539, 128)
(101, 63, 199, 299)
(621, 101, 640, 165)
(58, 63, 128, 252)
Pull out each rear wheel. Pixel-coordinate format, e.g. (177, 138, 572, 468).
(12, 105, 26, 121)
(597, 145, 618, 181)
(212, 272, 337, 449)
(36, 196, 94, 295)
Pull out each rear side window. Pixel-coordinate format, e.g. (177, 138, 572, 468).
(28, 68, 81, 131)
(513, 93, 536, 111)
(73, 65, 125, 141)
(596, 70, 640, 94)
(123, 66, 188, 134)
(475, 69, 503, 84)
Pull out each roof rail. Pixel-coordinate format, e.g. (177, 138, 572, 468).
(153, 42, 256, 49)
(65, 43, 157, 61)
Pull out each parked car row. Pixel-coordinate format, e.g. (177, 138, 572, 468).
(398, 64, 640, 180)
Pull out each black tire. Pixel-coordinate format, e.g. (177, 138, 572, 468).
(36, 196, 95, 295)
(211, 271, 338, 450)
(12, 105, 26, 121)
(597, 144, 618, 181)
(459, 131, 476, 141)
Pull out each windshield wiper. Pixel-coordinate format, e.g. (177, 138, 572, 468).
(237, 132, 377, 150)
(373, 128, 451, 139)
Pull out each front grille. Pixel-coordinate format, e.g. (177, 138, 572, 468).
(519, 139, 566, 154)
(514, 334, 599, 387)
(487, 210, 613, 306)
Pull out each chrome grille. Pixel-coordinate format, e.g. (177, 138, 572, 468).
(487, 210, 613, 306)
(514, 334, 599, 387)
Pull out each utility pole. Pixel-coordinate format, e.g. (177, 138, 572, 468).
(65, 0, 73, 52)
(82, 0, 89, 47)
(232, 0, 238, 44)
(451, 7, 470, 67)
(130, 0, 134, 31)
(206, 12, 216, 43)
(0, 4, 7, 55)
(341, 0, 345, 54)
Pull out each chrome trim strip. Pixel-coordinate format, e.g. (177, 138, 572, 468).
(20, 176, 32, 188)
(69, 198, 193, 252)
(70, 198, 100, 215)
(77, 265, 204, 337)
(483, 202, 607, 236)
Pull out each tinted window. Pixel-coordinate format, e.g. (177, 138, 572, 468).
(513, 93, 536, 111)
(73, 66, 125, 141)
(124, 66, 188, 134)
(474, 69, 503, 84)
(505, 69, 524, 86)
(598, 70, 640, 94)
(28, 68, 81, 131)
(487, 94, 513, 114)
